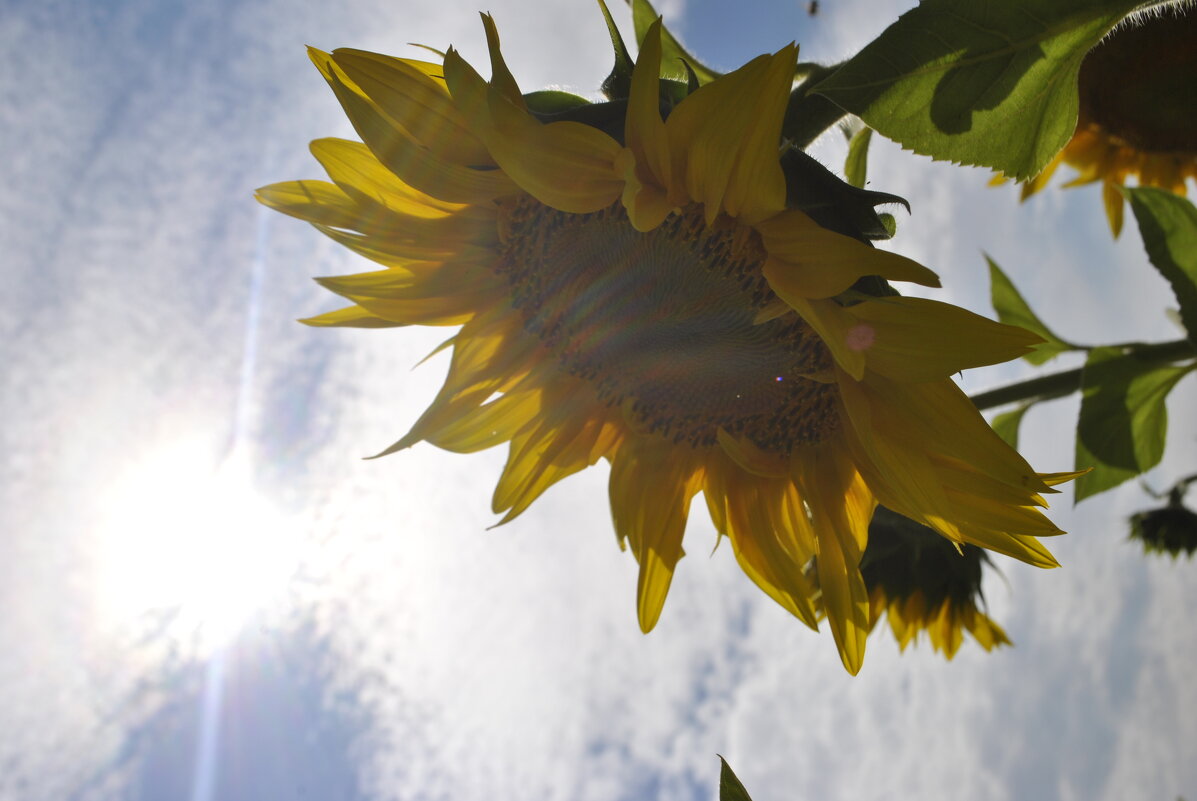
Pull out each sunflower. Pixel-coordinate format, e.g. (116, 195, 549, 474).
(258, 12, 1077, 674)
(1014, 10, 1197, 236)
(856, 506, 1010, 658)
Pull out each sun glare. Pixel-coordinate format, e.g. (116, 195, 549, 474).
(96, 438, 298, 653)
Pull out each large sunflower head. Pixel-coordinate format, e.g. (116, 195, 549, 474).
(1016, 9, 1197, 236)
(258, 11, 1076, 674)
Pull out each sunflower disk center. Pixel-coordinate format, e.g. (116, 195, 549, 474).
(496, 199, 837, 451)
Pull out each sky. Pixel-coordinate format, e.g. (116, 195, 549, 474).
(2, 1, 1195, 800)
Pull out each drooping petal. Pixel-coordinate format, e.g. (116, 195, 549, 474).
(609, 439, 702, 632)
(426, 388, 544, 453)
(793, 438, 875, 674)
(705, 457, 819, 628)
(493, 408, 618, 523)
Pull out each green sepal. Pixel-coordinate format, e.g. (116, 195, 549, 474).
(990, 403, 1032, 449)
(597, 0, 634, 100)
(659, 77, 691, 109)
(844, 126, 873, 188)
(523, 90, 592, 115)
(813, 0, 1138, 179)
(877, 213, 896, 239)
(628, 0, 721, 84)
(1075, 348, 1196, 501)
(1124, 188, 1197, 346)
(781, 147, 907, 242)
(681, 59, 700, 95)
(718, 757, 755, 801)
(529, 98, 628, 143)
(985, 255, 1073, 365)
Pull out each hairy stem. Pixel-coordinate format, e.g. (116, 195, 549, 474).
(969, 338, 1196, 411)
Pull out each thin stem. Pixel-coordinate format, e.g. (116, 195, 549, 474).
(969, 338, 1196, 411)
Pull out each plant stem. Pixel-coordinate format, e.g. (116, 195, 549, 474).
(782, 62, 849, 149)
(969, 338, 1196, 411)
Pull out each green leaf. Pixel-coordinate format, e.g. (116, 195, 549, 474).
(1124, 188, 1197, 345)
(1074, 348, 1195, 501)
(718, 757, 755, 801)
(990, 403, 1031, 449)
(629, 0, 721, 84)
(986, 255, 1072, 365)
(844, 126, 873, 188)
(813, 0, 1137, 179)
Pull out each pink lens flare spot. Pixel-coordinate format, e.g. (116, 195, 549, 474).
(846, 323, 875, 352)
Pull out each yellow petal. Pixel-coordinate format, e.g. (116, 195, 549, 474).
(845, 296, 1043, 381)
(866, 375, 1051, 494)
(314, 50, 516, 203)
(716, 428, 790, 477)
(443, 46, 624, 213)
(793, 439, 874, 674)
(298, 304, 405, 328)
(759, 209, 940, 299)
(255, 179, 370, 230)
(427, 389, 543, 453)
(1018, 151, 1063, 201)
(492, 412, 612, 522)
(330, 48, 494, 166)
(309, 137, 468, 217)
(479, 13, 526, 109)
(1103, 179, 1125, 237)
(313, 223, 494, 266)
(485, 89, 625, 212)
(958, 526, 1059, 568)
(781, 295, 866, 379)
(665, 46, 794, 223)
(622, 19, 674, 230)
(346, 292, 482, 327)
(712, 463, 819, 629)
(609, 439, 700, 632)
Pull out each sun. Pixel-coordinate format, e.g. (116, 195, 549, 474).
(95, 438, 298, 654)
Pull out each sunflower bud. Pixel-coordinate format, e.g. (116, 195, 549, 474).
(858, 506, 1011, 659)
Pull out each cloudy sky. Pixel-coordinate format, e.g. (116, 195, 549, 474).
(3, 1, 1195, 800)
